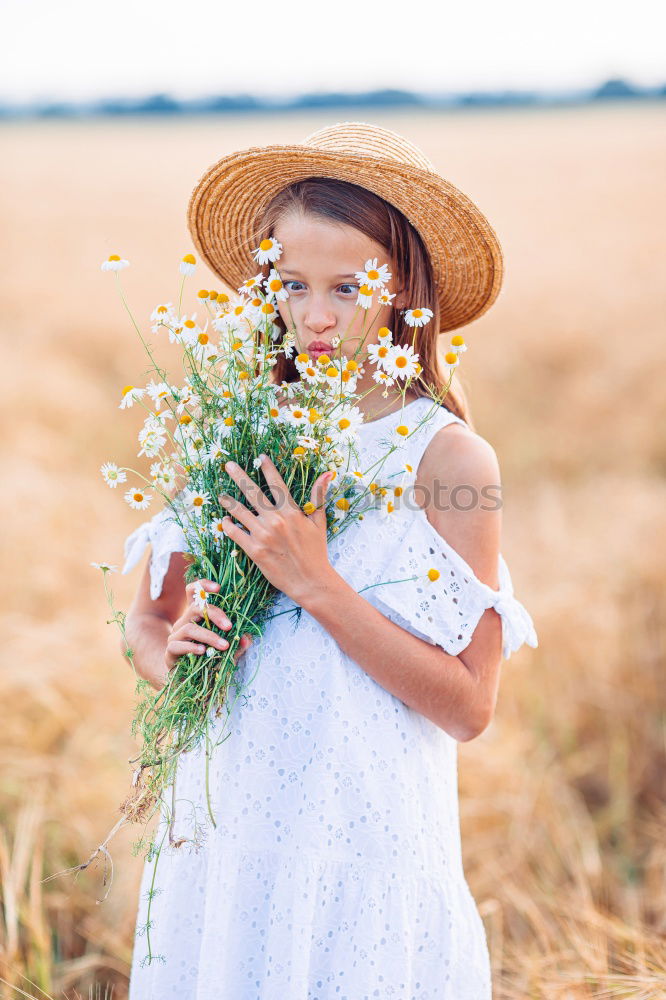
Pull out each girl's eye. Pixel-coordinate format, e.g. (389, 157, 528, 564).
(338, 284, 358, 295)
(284, 280, 304, 292)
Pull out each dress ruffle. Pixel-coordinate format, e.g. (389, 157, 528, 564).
(355, 506, 539, 661)
(121, 507, 190, 600)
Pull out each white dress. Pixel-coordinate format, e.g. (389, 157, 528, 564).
(124, 396, 538, 1000)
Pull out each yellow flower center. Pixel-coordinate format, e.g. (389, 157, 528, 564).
(269, 279, 282, 291)
(395, 356, 407, 368)
(269, 407, 279, 417)
(133, 492, 143, 502)
(209, 290, 218, 299)
(359, 284, 372, 297)
(198, 333, 208, 344)
(427, 568, 440, 581)
(367, 269, 379, 281)
(217, 292, 229, 303)
(444, 352, 458, 364)
(293, 446, 306, 456)
(309, 408, 320, 422)
(316, 354, 331, 366)
(413, 308, 423, 318)
(182, 253, 196, 264)
(238, 371, 249, 380)
(302, 501, 316, 515)
(451, 335, 464, 346)
(394, 486, 403, 497)
(122, 385, 134, 395)
(338, 418, 350, 430)
(232, 340, 243, 350)
(197, 289, 209, 298)
(296, 352, 309, 363)
(292, 409, 304, 419)
(396, 424, 409, 436)
(193, 497, 203, 507)
(325, 367, 338, 378)
(379, 346, 388, 357)
(184, 320, 195, 328)
(335, 497, 350, 511)
(180, 414, 192, 424)
(260, 238, 273, 251)
(108, 254, 121, 262)
(224, 416, 235, 426)
(378, 327, 391, 338)
(261, 303, 274, 314)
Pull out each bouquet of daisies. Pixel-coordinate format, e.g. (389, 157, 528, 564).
(92, 238, 466, 843)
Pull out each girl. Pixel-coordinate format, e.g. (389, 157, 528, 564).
(124, 122, 538, 999)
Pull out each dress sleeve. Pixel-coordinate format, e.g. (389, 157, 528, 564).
(121, 506, 190, 600)
(363, 508, 538, 661)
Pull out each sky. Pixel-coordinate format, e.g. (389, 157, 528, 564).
(2, 0, 665, 104)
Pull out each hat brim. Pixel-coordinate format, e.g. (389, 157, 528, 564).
(187, 144, 504, 333)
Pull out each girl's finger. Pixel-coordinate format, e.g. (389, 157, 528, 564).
(177, 622, 229, 649)
(186, 578, 220, 597)
(167, 640, 208, 660)
(256, 453, 302, 513)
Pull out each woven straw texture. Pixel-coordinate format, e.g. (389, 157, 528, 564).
(187, 121, 504, 333)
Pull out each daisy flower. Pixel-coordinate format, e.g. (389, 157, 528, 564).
(372, 370, 395, 388)
(119, 385, 145, 409)
(203, 440, 231, 466)
(138, 425, 167, 459)
(101, 255, 129, 272)
(264, 269, 289, 302)
(90, 561, 118, 572)
(252, 237, 283, 265)
(180, 253, 196, 276)
(209, 516, 227, 543)
(124, 486, 152, 510)
(355, 258, 392, 290)
(295, 435, 319, 452)
(377, 290, 396, 307)
(450, 334, 468, 354)
(145, 380, 172, 408)
(356, 284, 373, 310)
(443, 350, 460, 374)
(331, 494, 352, 524)
(182, 487, 212, 517)
(390, 422, 412, 450)
(237, 272, 264, 297)
(366, 341, 392, 369)
(192, 583, 209, 611)
(282, 404, 310, 428)
(330, 405, 364, 442)
(403, 307, 433, 328)
(150, 303, 174, 330)
(383, 344, 420, 381)
(100, 461, 127, 488)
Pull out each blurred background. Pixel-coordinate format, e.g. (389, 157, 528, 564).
(1, 1, 665, 997)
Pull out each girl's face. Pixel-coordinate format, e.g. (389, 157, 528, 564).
(272, 210, 406, 362)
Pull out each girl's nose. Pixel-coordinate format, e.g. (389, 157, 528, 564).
(304, 299, 336, 334)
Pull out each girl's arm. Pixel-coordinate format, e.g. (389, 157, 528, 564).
(300, 427, 503, 742)
(121, 553, 251, 692)
(220, 436, 503, 742)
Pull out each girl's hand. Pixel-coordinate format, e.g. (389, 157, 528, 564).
(164, 577, 253, 674)
(219, 454, 335, 606)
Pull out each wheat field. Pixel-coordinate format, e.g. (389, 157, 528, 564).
(1, 103, 665, 999)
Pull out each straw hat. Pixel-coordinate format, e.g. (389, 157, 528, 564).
(187, 121, 504, 333)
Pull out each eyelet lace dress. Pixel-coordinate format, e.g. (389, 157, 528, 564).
(124, 396, 538, 1000)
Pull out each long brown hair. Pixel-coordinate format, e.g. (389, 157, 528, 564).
(252, 177, 474, 429)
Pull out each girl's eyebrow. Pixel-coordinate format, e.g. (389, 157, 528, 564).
(280, 270, 358, 280)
